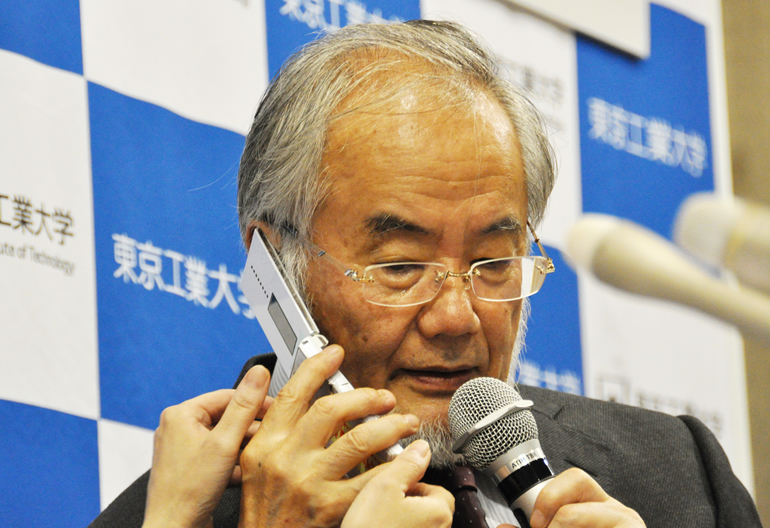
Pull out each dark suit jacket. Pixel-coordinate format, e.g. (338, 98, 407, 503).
(89, 353, 762, 528)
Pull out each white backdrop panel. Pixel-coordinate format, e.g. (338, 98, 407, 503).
(81, 0, 269, 135)
(0, 49, 99, 420)
(579, 272, 750, 473)
(421, 0, 582, 251)
(97, 419, 155, 511)
(503, 0, 650, 58)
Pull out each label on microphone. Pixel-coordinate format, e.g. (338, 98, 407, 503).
(489, 439, 546, 482)
(496, 447, 546, 480)
(498, 458, 555, 505)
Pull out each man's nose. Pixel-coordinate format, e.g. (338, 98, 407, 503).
(416, 272, 481, 338)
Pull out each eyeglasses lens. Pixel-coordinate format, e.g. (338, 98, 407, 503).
(361, 257, 547, 307)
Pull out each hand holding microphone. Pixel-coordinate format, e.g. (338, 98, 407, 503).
(449, 378, 644, 528)
(448, 377, 553, 525)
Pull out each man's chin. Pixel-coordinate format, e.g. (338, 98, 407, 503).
(398, 416, 467, 469)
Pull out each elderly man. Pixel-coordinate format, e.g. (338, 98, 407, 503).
(90, 20, 760, 528)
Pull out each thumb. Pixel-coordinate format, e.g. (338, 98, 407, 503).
(210, 366, 270, 450)
(377, 439, 431, 491)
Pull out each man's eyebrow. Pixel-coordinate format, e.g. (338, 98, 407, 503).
(482, 216, 524, 236)
(364, 213, 430, 237)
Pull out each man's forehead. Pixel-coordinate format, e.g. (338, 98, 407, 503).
(313, 69, 528, 251)
(327, 54, 513, 137)
(329, 88, 513, 141)
(322, 95, 520, 183)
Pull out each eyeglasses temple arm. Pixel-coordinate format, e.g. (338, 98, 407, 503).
(276, 223, 365, 282)
(527, 222, 556, 274)
(305, 241, 365, 281)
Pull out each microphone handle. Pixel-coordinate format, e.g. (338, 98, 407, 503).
(592, 223, 770, 345)
(487, 439, 555, 526)
(512, 480, 552, 528)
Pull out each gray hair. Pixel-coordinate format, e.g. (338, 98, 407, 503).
(237, 20, 555, 295)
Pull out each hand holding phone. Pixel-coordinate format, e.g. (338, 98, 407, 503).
(237, 344, 419, 528)
(240, 228, 403, 463)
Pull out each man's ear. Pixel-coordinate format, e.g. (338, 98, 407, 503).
(245, 220, 283, 251)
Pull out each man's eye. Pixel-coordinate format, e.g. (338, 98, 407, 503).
(477, 260, 511, 275)
(472, 257, 508, 267)
(479, 259, 512, 271)
(369, 263, 428, 289)
(382, 263, 424, 276)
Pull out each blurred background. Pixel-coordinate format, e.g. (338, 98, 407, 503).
(723, 1, 770, 523)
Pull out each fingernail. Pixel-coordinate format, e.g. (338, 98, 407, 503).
(405, 414, 420, 428)
(378, 389, 395, 406)
(242, 365, 268, 388)
(253, 366, 269, 386)
(324, 345, 344, 359)
(529, 509, 544, 528)
(407, 439, 430, 457)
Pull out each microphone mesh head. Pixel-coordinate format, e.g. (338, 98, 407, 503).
(448, 377, 539, 470)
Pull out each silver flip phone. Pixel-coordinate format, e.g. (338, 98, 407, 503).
(240, 228, 402, 462)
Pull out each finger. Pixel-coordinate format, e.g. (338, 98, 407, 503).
(246, 420, 262, 438)
(543, 500, 644, 528)
(530, 468, 610, 528)
(320, 455, 410, 517)
(262, 345, 345, 429)
(405, 481, 432, 497)
(296, 388, 398, 446)
(406, 482, 455, 513)
(229, 464, 242, 486)
(169, 389, 237, 429)
(321, 414, 421, 478)
(380, 440, 432, 490)
(189, 388, 269, 426)
(257, 396, 274, 418)
(322, 443, 435, 517)
(239, 421, 262, 451)
(350, 439, 431, 494)
(405, 481, 455, 504)
(234, 397, 270, 449)
(210, 366, 270, 450)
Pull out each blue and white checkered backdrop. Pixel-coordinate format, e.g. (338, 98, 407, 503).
(0, 1, 753, 526)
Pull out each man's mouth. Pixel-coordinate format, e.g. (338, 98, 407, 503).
(395, 367, 477, 393)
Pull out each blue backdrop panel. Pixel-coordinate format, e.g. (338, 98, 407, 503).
(0, 400, 100, 528)
(90, 83, 270, 430)
(577, 4, 714, 238)
(522, 247, 583, 393)
(0, 0, 82, 74)
(265, 0, 421, 78)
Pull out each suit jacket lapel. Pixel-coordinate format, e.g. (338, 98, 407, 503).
(519, 385, 616, 496)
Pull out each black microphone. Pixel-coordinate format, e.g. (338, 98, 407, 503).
(448, 377, 554, 528)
